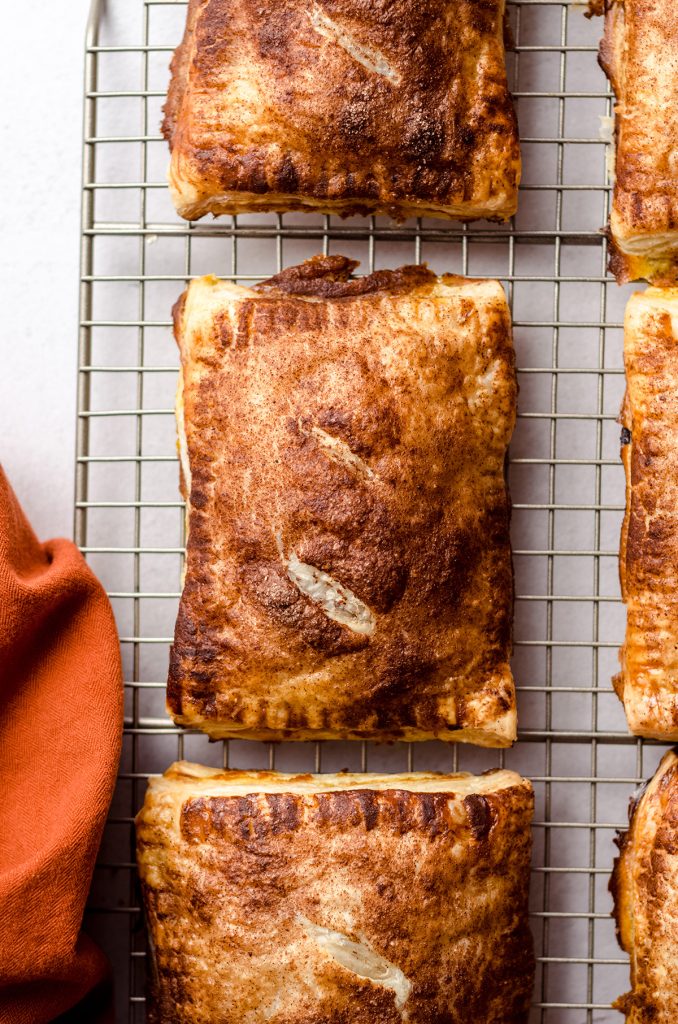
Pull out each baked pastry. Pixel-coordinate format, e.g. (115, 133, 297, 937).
(162, 0, 520, 222)
(169, 255, 517, 745)
(610, 748, 678, 1022)
(617, 287, 678, 740)
(137, 760, 535, 1024)
(594, 0, 678, 284)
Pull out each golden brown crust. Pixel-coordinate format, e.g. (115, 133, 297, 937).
(137, 761, 535, 1024)
(162, 0, 520, 222)
(595, 0, 678, 284)
(169, 256, 517, 745)
(617, 288, 678, 740)
(610, 749, 678, 1022)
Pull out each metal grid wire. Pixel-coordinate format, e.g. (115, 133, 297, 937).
(76, 1, 673, 1020)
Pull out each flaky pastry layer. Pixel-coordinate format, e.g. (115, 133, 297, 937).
(137, 761, 535, 1024)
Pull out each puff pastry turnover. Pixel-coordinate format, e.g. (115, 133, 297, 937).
(610, 748, 678, 1023)
(595, 0, 678, 284)
(162, 0, 520, 222)
(169, 256, 517, 746)
(137, 761, 535, 1024)
(617, 288, 678, 740)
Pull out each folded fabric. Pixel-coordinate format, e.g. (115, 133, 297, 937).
(0, 467, 123, 1024)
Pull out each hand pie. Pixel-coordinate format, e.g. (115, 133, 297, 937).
(610, 748, 678, 1023)
(162, 0, 520, 222)
(595, 0, 678, 284)
(169, 256, 517, 746)
(617, 288, 678, 740)
(136, 761, 535, 1024)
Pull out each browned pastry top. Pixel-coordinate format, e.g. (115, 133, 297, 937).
(596, 0, 678, 284)
(162, 0, 520, 221)
(169, 256, 517, 745)
(137, 762, 535, 1024)
(611, 749, 678, 1022)
(617, 287, 678, 739)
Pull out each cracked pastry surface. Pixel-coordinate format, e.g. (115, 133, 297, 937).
(594, 0, 678, 284)
(610, 749, 678, 1022)
(162, 0, 520, 222)
(617, 288, 678, 740)
(169, 255, 517, 745)
(136, 760, 535, 1024)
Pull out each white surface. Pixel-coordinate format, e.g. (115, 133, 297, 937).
(0, 2, 88, 540)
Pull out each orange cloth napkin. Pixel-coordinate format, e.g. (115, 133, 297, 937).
(0, 468, 123, 1024)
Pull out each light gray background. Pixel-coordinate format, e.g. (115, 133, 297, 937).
(0, 2, 88, 540)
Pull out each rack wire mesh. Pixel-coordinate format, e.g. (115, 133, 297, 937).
(76, 1, 673, 1020)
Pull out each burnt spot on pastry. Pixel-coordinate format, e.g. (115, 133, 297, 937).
(585, 0, 607, 18)
(257, 253, 357, 289)
(401, 115, 446, 165)
(276, 153, 300, 194)
(256, 254, 436, 298)
(608, 837, 625, 944)
(464, 794, 493, 842)
(620, 426, 632, 446)
(353, 790, 380, 831)
(169, 594, 229, 710)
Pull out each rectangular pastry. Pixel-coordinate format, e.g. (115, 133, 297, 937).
(162, 0, 520, 222)
(617, 288, 678, 740)
(169, 255, 517, 746)
(596, 0, 678, 284)
(137, 761, 535, 1024)
(610, 749, 678, 1023)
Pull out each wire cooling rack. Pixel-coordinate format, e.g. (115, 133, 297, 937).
(76, 1, 673, 1020)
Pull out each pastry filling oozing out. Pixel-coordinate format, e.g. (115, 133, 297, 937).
(309, 425, 376, 481)
(275, 533, 376, 636)
(308, 4, 401, 85)
(300, 918, 412, 1010)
